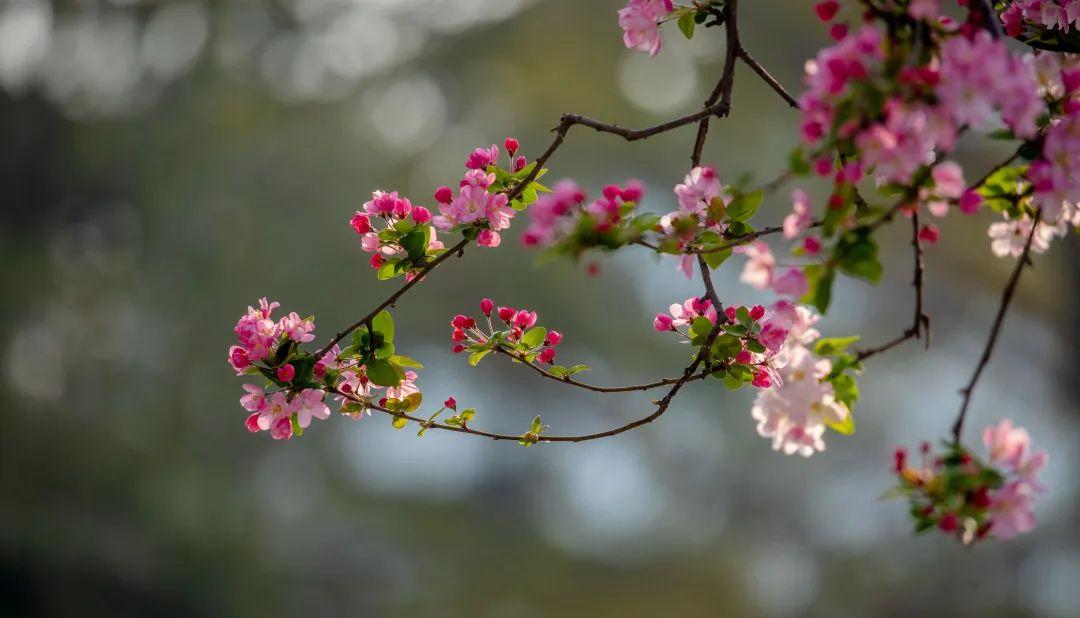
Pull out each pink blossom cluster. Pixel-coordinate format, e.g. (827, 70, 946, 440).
(451, 299, 564, 364)
(330, 358, 420, 418)
(893, 419, 1046, 543)
(734, 241, 809, 299)
(229, 298, 315, 374)
(1002, 0, 1080, 36)
(800, 22, 1044, 187)
(661, 165, 731, 278)
(748, 303, 850, 457)
(240, 385, 330, 440)
(617, 0, 674, 57)
(430, 138, 527, 248)
(521, 179, 644, 247)
(350, 190, 442, 273)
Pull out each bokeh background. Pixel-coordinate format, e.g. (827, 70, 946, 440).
(1, 0, 1078, 616)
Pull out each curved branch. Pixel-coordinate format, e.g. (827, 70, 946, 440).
(952, 210, 1041, 442)
(492, 345, 715, 393)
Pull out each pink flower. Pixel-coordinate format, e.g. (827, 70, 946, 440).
(988, 216, 1061, 258)
(772, 268, 809, 298)
(279, 312, 315, 343)
(412, 206, 432, 224)
(480, 298, 494, 316)
(544, 331, 563, 346)
(444, 396, 457, 409)
(917, 224, 940, 245)
(538, 347, 556, 364)
(270, 416, 293, 440)
(240, 383, 268, 413)
(277, 363, 296, 382)
(228, 345, 250, 373)
(350, 212, 372, 234)
(653, 313, 674, 331)
(466, 144, 499, 170)
(959, 189, 982, 214)
(989, 480, 1037, 539)
(931, 161, 966, 199)
(513, 310, 538, 330)
(477, 229, 501, 247)
(666, 297, 717, 327)
(434, 186, 453, 204)
(784, 189, 814, 239)
(504, 137, 519, 155)
(735, 241, 775, 290)
(983, 418, 1033, 470)
(292, 388, 331, 429)
(674, 166, 725, 216)
(618, 0, 672, 57)
(758, 323, 789, 352)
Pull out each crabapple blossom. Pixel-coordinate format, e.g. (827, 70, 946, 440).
(674, 166, 726, 217)
(784, 189, 814, 239)
(735, 241, 775, 290)
(988, 216, 1062, 257)
(617, 0, 673, 57)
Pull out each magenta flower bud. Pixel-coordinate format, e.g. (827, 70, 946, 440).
(245, 413, 261, 433)
(620, 180, 644, 202)
(451, 328, 466, 342)
(513, 155, 527, 172)
(434, 185, 454, 204)
(412, 206, 432, 224)
(277, 363, 296, 383)
(497, 306, 516, 322)
(444, 396, 457, 410)
(803, 236, 822, 254)
(514, 310, 537, 329)
(725, 306, 738, 322)
(350, 212, 372, 235)
(521, 231, 540, 246)
(736, 350, 752, 365)
(313, 361, 327, 379)
(814, 155, 833, 177)
(538, 347, 556, 364)
(504, 137, 519, 155)
(369, 253, 383, 269)
(392, 198, 412, 219)
(452, 344, 466, 354)
(918, 224, 940, 245)
(228, 346, 250, 372)
(749, 305, 766, 321)
(480, 298, 494, 316)
(751, 370, 772, 389)
(544, 330, 562, 347)
(653, 313, 674, 332)
(451, 314, 475, 329)
(959, 189, 981, 214)
(602, 184, 622, 201)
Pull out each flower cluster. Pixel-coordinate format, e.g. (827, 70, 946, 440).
(892, 419, 1047, 543)
(735, 240, 809, 299)
(618, 0, 674, 57)
(350, 190, 443, 280)
(431, 137, 537, 248)
(1002, 0, 1080, 36)
(451, 299, 577, 373)
(229, 298, 426, 438)
(521, 179, 649, 255)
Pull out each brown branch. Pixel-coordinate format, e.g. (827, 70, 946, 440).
(492, 345, 715, 393)
(349, 322, 724, 443)
(952, 210, 1041, 443)
(691, 0, 740, 167)
(855, 213, 931, 361)
(737, 47, 799, 108)
(314, 238, 469, 360)
(692, 220, 825, 254)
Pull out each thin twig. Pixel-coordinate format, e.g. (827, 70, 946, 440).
(952, 210, 1041, 442)
(691, 0, 740, 167)
(737, 47, 799, 108)
(492, 345, 715, 393)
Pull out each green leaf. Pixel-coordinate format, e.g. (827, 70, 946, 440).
(826, 413, 855, 436)
(690, 317, 713, 338)
(677, 11, 695, 39)
(374, 341, 395, 360)
(366, 359, 402, 387)
(736, 306, 751, 327)
(802, 264, 835, 313)
(522, 327, 547, 348)
(371, 310, 395, 342)
(830, 373, 860, 409)
(460, 408, 476, 422)
(549, 365, 568, 378)
(702, 247, 731, 270)
(391, 415, 408, 429)
(290, 415, 303, 437)
(722, 323, 748, 337)
(814, 335, 861, 356)
(566, 364, 590, 375)
(788, 148, 811, 175)
(399, 229, 428, 261)
(529, 415, 544, 434)
(377, 259, 404, 280)
(835, 228, 883, 284)
(390, 354, 423, 368)
(631, 213, 661, 232)
(402, 392, 423, 412)
(468, 349, 491, 366)
(723, 373, 744, 390)
(726, 191, 763, 222)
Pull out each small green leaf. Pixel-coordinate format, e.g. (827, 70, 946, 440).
(377, 259, 404, 280)
(690, 317, 713, 338)
(566, 364, 590, 375)
(461, 408, 476, 421)
(399, 229, 428, 261)
(468, 349, 491, 366)
(390, 354, 424, 368)
(826, 413, 855, 436)
(677, 11, 696, 39)
(371, 310, 395, 342)
(814, 335, 861, 356)
(366, 359, 402, 387)
(788, 148, 810, 175)
(530, 415, 543, 434)
(702, 247, 732, 270)
(726, 191, 763, 222)
(522, 327, 547, 348)
(374, 342, 395, 360)
(723, 373, 744, 390)
(402, 392, 423, 412)
(290, 414, 303, 437)
(391, 415, 408, 429)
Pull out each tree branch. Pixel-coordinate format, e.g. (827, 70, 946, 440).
(737, 47, 799, 108)
(952, 210, 1041, 442)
